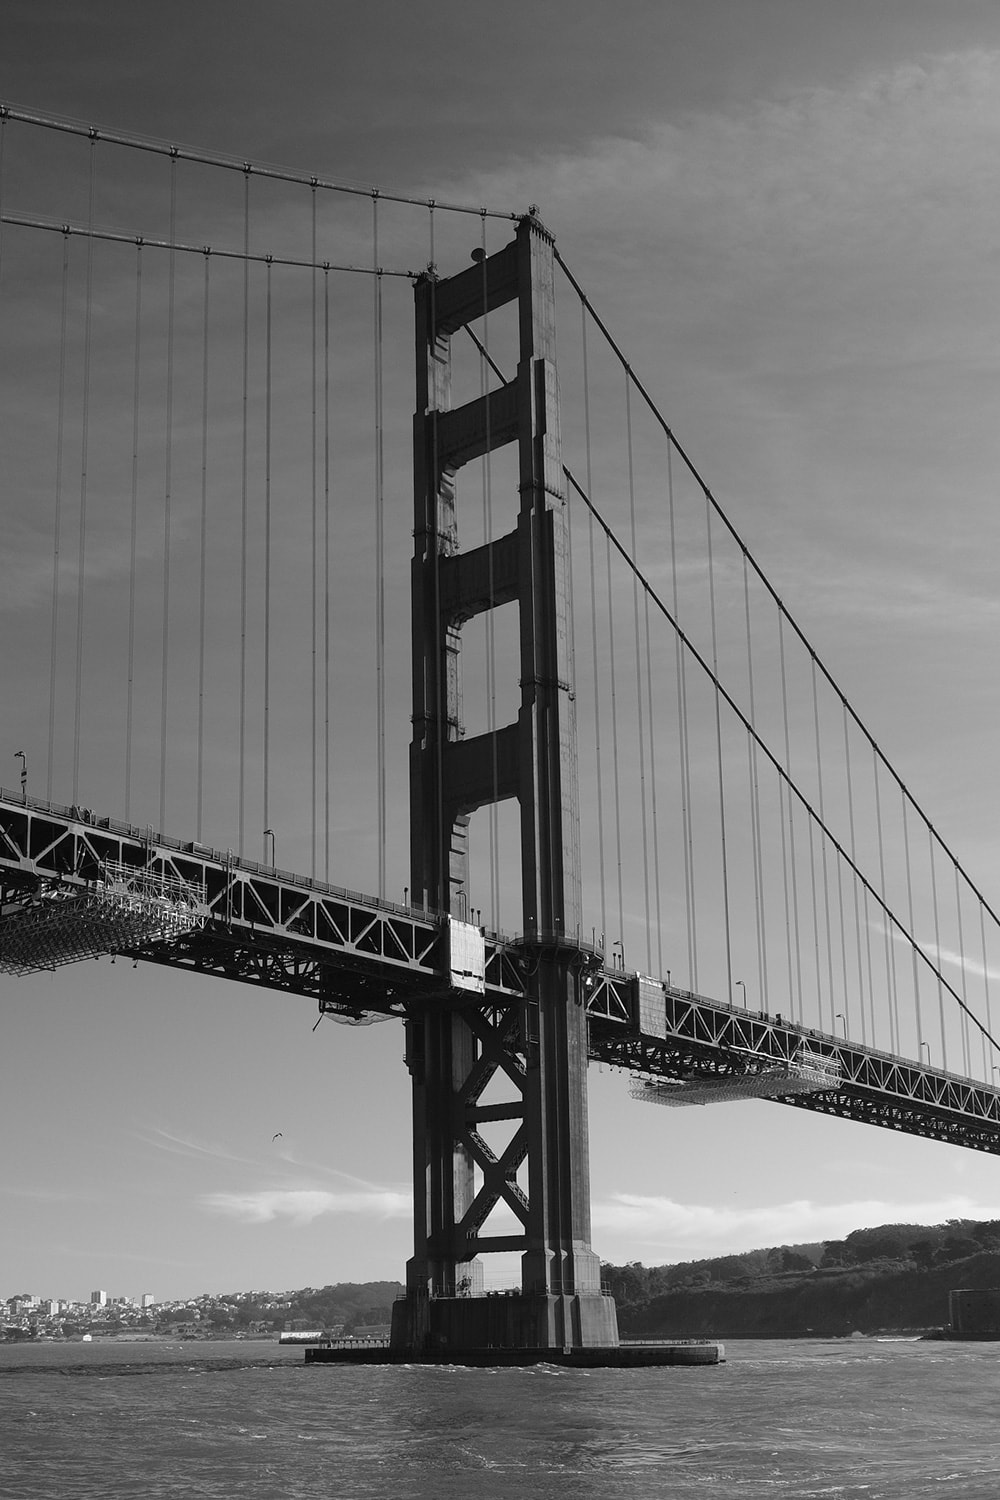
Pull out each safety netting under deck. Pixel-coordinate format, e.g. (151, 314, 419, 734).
(629, 1050, 842, 1107)
(0, 861, 206, 975)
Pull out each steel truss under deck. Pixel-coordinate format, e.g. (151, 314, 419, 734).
(0, 791, 523, 1018)
(586, 970, 1000, 1152)
(3, 789, 1000, 1152)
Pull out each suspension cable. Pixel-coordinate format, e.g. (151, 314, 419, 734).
(979, 903, 994, 1077)
(743, 555, 768, 1011)
(626, 375, 652, 971)
(562, 461, 1000, 1055)
(0, 104, 519, 221)
(480, 213, 501, 931)
(0, 214, 418, 279)
(929, 825, 947, 1069)
(705, 487, 734, 1009)
(237, 167, 250, 858)
(323, 266, 332, 883)
(263, 257, 273, 860)
(373, 197, 387, 900)
(669, 441, 698, 990)
(196, 251, 210, 843)
(955, 860, 971, 1076)
(842, 704, 866, 1046)
(553, 246, 1000, 947)
(872, 746, 900, 1056)
(644, 557, 664, 977)
(902, 790, 924, 1050)
(812, 658, 836, 1037)
(310, 185, 318, 879)
(581, 310, 607, 947)
(158, 154, 177, 835)
(778, 615, 803, 1025)
(606, 522, 626, 955)
(47, 232, 71, 802)
(72, 136, 97, 805)
(125, 241, 142, 822)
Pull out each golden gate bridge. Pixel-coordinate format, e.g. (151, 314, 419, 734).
(2, 104, 999, 1358)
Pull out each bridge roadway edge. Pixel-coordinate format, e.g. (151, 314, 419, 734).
(3, 790, 1000, 1154)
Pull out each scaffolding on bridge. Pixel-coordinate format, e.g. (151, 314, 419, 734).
(0, 860, 206, 976)
(629, 1048, 843, 1107)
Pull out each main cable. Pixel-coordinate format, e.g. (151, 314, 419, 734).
(562, 460, 1000, 1056)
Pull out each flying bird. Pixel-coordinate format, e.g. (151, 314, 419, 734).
(272, 1132, 283, 1141)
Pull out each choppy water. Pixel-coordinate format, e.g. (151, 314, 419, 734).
(3, 1337, 1000, 1497)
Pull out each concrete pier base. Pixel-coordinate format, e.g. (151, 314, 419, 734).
(306, 1339, 724, 1368)
(390, 1289, 620, 1355)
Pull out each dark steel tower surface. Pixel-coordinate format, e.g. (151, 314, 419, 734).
(396, 216, 619, 1353)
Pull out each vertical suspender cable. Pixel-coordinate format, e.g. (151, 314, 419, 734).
(605, 525, 625, 954)
(644, 561, 664, 976)
(806, 809, 823, 1029)
(373, 194, 387, 899)
(323, 266, 332, 882)
(704, 489, 733, 1005)
(196, 251, 210, 843)
(72, 135, 97, 804)
(159, 154, 177, 834)
(668, 441, 697, 990)
(481, 214, 500, 930)
(954, 862, 971, 1076)
(555, 245, 1000, 1062)
(842, 703, 867, 1045)
(47, 233, 70, 801)
(582, 309, 607, 947)
(429, 271, 447, 914)
(0, 111, 5, 293)
(238, 167, 251, 858)
(812, 660, 836, 1035)
(625, 376, 652, 971)
(928, 826, 947, 1069)
(873, 748, 900, 1056)
(125, 241, 142, 822)
(310, 184, 318, 878)
(778, 615, 803, 1023)
(262, 257, 273, 857)
(979, 903, 994, 1081)
(743, 556, 768, 1010)
(902, 789, 923, 1053)
(801, 673, 823, 1028)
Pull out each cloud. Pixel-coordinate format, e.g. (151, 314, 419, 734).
(592, 1192, 1000, 1257)
(139, 1126, 264, 1168)
(201, 1187, 411, 1226)
(0, 1184, 105, 1204)
(882, 926, 1000, 986)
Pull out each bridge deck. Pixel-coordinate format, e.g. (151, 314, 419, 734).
(2, 790, 999, 1153)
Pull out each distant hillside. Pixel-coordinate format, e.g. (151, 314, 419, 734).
(602, 1219, 1000, 1337)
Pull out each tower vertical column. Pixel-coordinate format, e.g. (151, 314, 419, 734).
(393, 214, 618, 1353)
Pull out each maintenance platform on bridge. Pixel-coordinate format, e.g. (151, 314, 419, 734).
(303, 1340, 724, 1368)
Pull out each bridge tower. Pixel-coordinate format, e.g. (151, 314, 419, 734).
(392, 215, 619, 1353)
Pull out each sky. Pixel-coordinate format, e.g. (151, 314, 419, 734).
(7, 1, 1000, 1305)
